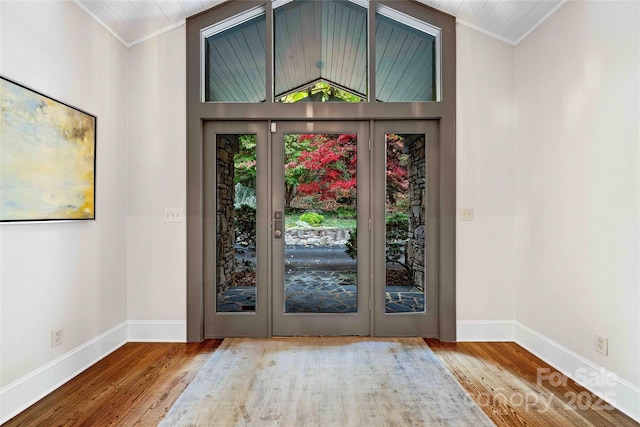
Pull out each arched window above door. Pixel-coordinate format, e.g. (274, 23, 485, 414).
(201, 0, 441, 104)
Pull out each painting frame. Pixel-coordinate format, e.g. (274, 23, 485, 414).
(1, 76, 97, 222)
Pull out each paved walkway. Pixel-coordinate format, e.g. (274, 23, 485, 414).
(217, 245, 424, 313)
(216, 271, 425, 313)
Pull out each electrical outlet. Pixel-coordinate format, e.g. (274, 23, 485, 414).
(51, 328, 64, 348)
(594, 334, 608, 356)
(164, 208, 183, 223)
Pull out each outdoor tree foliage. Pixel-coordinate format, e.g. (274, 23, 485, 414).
(234, 134, 257, 188)
(283, 134, 313, 207)
(234, 204, 257, 272)
(233, 133, 409, 211)
(386, 134, 409, 205)
(384, 212, 410, 270)
(345, 212, 410, 272)
(293, 133, 357, 201)
(277, 81, 363, 103)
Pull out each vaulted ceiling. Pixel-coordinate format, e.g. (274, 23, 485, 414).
(74, 0, 565, 48)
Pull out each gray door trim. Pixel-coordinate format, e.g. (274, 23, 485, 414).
(187, 0, 456, 341)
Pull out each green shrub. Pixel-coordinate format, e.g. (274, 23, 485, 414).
(385, 212, 409, 265)
(345, 212, 410, 272)
(386, 212, 409, 238)
(345, 228, 357, 259)
(335, 207, 357, 219)
(299, 212, 324, 227)
(234, 205, 257, 272)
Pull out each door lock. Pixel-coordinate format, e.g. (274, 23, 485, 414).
(274, 211, 283, 238)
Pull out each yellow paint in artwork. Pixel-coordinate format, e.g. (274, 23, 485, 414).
(79, 187, 95, 217)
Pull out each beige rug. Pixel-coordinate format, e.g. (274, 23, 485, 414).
(160, 337, 495, 426)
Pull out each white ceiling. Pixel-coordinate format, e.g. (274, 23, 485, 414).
(74, 0, 566, 48)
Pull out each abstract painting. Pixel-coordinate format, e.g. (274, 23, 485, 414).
(1, 76, 96, 222)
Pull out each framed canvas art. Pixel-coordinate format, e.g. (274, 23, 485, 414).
(0, 76, 96, 222)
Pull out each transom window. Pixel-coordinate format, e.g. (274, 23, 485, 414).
(201, 0, 441, 104)
(203, 6, 267, 103)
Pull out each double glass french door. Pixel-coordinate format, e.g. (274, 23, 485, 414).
(203, 120, 438, 337)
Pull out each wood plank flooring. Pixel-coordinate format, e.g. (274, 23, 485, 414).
(3, 340, 222, 427)
(3, 339, 637, 426)
(426, 340, 638, 427)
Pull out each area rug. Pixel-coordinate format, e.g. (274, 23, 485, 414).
(160, 337, 494, 426)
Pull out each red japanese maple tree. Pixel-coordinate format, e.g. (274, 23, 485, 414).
(385, 134, 409, 204)
(282, 133, 408, 207)
(294, 133, 357, 201)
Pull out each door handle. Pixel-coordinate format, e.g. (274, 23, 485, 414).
(274, 211, 283, 238)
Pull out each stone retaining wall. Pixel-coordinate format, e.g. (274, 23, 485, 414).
(217, 135, 239, 293)
(285, 227, 351, 247)
(406, 135, 426, 292)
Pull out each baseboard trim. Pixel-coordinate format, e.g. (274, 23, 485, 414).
(456, 320, 640, 422)
(127, 320, 186, 342)
(0, 321, 128, 425)
(2, 320, 637, 423)
(456, 320, 515, 341)
(514, 321, 640, 423)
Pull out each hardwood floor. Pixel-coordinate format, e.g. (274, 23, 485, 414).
(426, 340, 638, 427)
(3, 339, 637, 426)
(3, 340, 222, 427)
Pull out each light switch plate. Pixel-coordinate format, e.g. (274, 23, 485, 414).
(164, 208, 183, 223)
(460, 208, 474, 221)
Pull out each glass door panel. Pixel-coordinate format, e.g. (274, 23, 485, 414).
(373, 121, 439, 337)
(272, 122, 369, 336)
(283, 133, 358, 314)
(203, 120, 439, 338)
(385, 134, 426, 314)
(215, 134, 258, 313)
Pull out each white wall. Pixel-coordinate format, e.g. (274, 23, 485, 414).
(515, 0, 640, 391)
(0, 0, 128, 388)
(456, 24, 516, 328)
(126, 27, 187, 330)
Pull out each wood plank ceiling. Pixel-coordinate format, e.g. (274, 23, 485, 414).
(75, 0, 565, 47)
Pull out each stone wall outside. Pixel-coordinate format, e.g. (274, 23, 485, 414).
(405, 135, 426, 292)
(216, 135, 238, 293)
(285, 227, 350, 246)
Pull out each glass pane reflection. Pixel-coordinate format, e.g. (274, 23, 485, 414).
(385, 134, 426, 313)
(283, 133, 358, 313)
(274, 0, 367, 102)
(216, 134, 257, 312)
